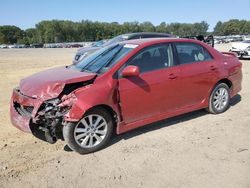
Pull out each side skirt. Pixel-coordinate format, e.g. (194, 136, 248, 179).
(116, 101, 208, 134)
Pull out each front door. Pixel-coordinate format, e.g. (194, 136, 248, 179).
(118, 43, 181, 124)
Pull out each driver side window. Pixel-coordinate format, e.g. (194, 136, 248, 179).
(127, 43, 174, 73)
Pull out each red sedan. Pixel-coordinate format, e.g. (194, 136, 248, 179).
(10, 38, 242, 154)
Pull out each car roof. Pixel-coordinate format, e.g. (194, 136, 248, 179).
(123, 32, 174, 38)
(120, 38, 203, 46)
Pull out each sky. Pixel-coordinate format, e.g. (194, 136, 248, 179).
(1, 0, 250, 31)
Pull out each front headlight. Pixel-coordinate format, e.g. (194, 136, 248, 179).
(46, 98, 61, 106)
(38, 98, 61, 115)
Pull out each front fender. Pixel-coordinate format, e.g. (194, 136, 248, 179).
(63, 98, 91, 122)
(63, 79, 120, 122)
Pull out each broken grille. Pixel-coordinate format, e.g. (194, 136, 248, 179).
(14, 102, 34, 116)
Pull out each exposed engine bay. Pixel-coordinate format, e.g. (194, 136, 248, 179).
(28, 80, 94, 144)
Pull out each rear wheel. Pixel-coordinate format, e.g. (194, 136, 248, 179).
(63, 108, 113, 154)
(207, 83, 230, 114)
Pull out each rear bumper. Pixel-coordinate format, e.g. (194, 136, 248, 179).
(10, 88, 42, 133)
(229, 69, 242, 98)
(230, 83, 242, 98)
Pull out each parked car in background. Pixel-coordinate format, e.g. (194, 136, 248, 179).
(8, 45, 15, 48)
(73, 32, 174, 64)
(30, 44, 44, 48)
(10, 38, 242, 154)
(243, 35, 250, 41)
(92, 40, 106, 47)
(14, 44, 25, 48)
(214, 39, 222, 44)
(183, 35, 214, 47)
(70, 44, 83, 48)
(230, 40, 250, 59)
(0, 44, 7, 48)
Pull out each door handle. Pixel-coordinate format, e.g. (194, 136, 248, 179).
(168, 73, 178, 79)
(210, 65, 217, 71)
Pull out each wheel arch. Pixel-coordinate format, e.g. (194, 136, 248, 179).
(83, 104, 119, 132)
(217, 78, 232, 89)
(206, 78, 233, 105)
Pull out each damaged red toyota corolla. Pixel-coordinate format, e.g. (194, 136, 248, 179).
(10, 38, 242, 154)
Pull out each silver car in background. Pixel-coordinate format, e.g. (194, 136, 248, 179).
(73, 32, 174, 64)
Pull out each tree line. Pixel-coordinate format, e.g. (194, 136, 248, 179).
(0, 20, 208, 44)
(0, 19, 249, 45)
(214, 19, 250, 36)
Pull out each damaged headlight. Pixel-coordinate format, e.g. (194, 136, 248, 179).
(38, 94, 76, 119)
(46, 98, 61, 106)
(42, 98, 61, 112)
(37, 98, 61, 117)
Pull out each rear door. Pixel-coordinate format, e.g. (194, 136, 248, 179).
(118, 43, 182, 124)
(174, 42, 218, 108)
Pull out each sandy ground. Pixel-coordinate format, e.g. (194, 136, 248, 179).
(0, 44, 249, 188)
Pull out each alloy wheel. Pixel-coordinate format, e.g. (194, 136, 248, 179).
(74, 114, 108, 148)
(213, 87, 229, 111)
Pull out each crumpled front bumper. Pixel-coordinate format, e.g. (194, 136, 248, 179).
(10, 88, 42, 133)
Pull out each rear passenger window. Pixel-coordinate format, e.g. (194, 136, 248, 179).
(175, 42, 213, 65)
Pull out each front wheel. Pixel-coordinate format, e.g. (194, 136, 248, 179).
(207, 83, 230, 114)
(63, 108, 114, 154)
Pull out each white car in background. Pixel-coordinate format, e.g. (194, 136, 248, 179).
(0, 44, 7, 49)
(230, 40, 250, 59)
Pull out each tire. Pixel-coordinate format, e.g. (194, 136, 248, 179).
(63, 107, 114, 154)
(207, 83, 230, 114)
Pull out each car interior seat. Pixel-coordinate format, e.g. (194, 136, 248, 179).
(178, 53, 194, 64)
(191, 50, 201, 61)
(140, 51, 151, 72)
(159, 48, 169, 67)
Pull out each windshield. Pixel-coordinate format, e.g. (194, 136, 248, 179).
(71, 43, 138, 74)
(103, 35, 129, 46)
(92, 40, 105, 47)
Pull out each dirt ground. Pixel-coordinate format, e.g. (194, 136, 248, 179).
(0, 44, 249, 188)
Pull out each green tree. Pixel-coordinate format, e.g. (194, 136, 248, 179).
(156, 22, 171, 33)
(140, 21, 155, 32)
(213, 19, 250, 35)
(214, 21, 223, 35)
(223, 19, 241, 35)
(4, 19, 250, 45)
(0, 25, 24, 44)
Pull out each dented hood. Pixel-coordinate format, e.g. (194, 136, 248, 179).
(20, 66, 96, 99)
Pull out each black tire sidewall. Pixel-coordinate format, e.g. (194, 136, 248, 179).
(63, 108, 114, 154)
(209, 83, 230, 114)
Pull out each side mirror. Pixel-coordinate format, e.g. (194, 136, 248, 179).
(121, 65, 140, 77)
